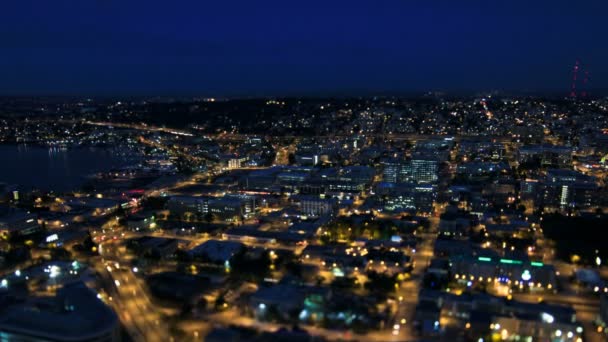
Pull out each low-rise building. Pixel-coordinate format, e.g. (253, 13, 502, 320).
(0, 211, 41, 240)
(0, 281, 120, 342)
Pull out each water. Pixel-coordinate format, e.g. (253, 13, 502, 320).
(0, 145, 138, 192)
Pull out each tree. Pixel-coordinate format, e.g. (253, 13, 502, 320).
(288, 153, 296, 165)
(215, 293, 227, 309)
(331, 276, 358, 291)
(229, 250, 271, 282)
(144, 196, 168, 210)
(365, 271, 397, 294)
(50, 247, 71, 260)
(203, 213, 215, 223)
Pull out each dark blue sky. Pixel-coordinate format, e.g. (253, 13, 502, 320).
(1, 0, 607, 96)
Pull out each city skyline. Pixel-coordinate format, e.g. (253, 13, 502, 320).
(1, 2, 608, 342)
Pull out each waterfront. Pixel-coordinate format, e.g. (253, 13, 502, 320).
(0, 145, 138, 192)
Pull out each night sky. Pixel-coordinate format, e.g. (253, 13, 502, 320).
(1, 0, 607, 97)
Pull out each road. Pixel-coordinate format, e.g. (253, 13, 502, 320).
(390, 218, 439, 341)
(93, 241, 172, 342)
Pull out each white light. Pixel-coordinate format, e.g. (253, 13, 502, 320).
(576, 326, 583, 333)
(15, 270, 21, 277)
(0, 279, 7, 288)
(541, 312, 555, 324)
(114, 280, 120, 287)
(259, 303, 266, 310)
(393, 324, 400, 330)
(49, 265, 61, 278)
(132, 267, 138, 273)
(46, 234, 59, 243)
(521, 270, 532, 281)
(567, 331, 573, 338)
(555, 330, 562, 337)
(596, 256, 601, 266)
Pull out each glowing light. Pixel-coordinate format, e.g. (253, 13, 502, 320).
(49, 265, 61, 278)
(541, 312, 554, 324)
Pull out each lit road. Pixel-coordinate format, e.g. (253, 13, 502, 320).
(92, 242, 172, 342)
(390, 218, 439, 341)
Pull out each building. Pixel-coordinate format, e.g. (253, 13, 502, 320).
(292, 195, 337, 217)
(187, 239, 245, 263)
(0, 211, 40, 240)
(374, 182, 436, 214)
(228, 156, 248, 169)
(250, 284, 305, 320)
(65, 198, 120, 216)
(208, 196, 249, 221)
(167, 195, 209, 215)
(410, 158, 439, 183)
(128, 236, 179, 259)
(542, 169, 598, 210)
(450, 255, 558, 291)
(417, 289, 581, 341)
(126, 213, 156, 231)
(517, 145, 572, 168)
(223, 227, 307, 246)
(0, 281, 120, 342)
(382, 158, 438, 184)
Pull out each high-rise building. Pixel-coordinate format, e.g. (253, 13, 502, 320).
(410, 158, 438, 183)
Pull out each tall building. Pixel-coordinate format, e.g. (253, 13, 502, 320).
(542, 169, 598, 210)
(410, 158, 438, 184)
(382, 158, 438, 184)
